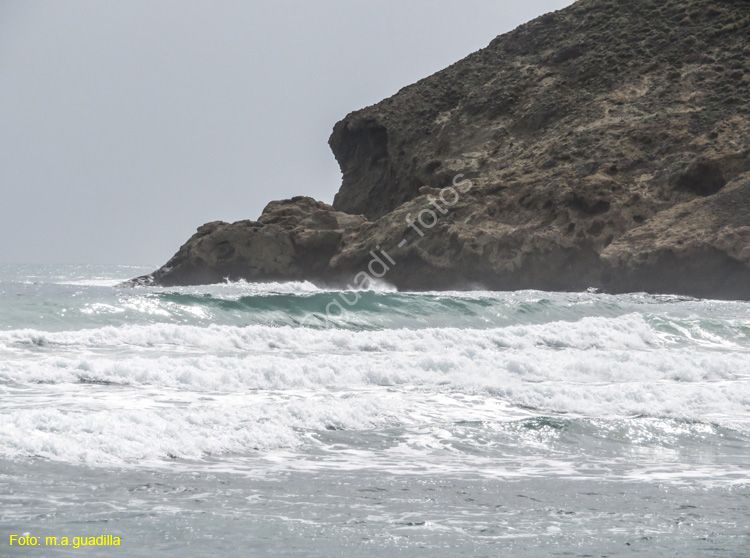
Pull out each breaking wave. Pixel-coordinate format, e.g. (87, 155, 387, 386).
(1, 270, 749, 470)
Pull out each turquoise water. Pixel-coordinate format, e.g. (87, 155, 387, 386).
(1, 264, 749, 557)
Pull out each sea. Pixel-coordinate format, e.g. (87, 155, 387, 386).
(1, 264, 749, 557)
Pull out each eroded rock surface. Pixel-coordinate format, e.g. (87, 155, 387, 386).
(128, 197, 366, 287)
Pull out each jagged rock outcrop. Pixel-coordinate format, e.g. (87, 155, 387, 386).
(127, 0, 750, 299)
(128, 197, 366, 287)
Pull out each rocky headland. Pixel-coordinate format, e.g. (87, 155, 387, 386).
(128, 0, 750, 299)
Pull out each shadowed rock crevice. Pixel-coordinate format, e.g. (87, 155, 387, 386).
(674, 161, 727, 197)
(330, 118, 404, 220)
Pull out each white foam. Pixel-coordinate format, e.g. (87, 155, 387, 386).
(0, 316, 748, 426)
(2, 299, 749, 471)
(57, 279, 127, 287)
(0, 313, 666, 351)
(0, 385, 527, 465)
(152, 280, 324, 298)
(2, 382, 746, 486)
(1, 312, 746, 356)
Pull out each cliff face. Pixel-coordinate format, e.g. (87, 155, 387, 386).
(128, 0, 750, 299)
(330, 0, 750, 221)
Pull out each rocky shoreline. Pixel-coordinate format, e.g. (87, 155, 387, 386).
(127, 0, 750, 299)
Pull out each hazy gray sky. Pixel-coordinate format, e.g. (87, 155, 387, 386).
(0, 0, 575, 266)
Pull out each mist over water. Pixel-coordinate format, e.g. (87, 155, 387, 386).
(1, 265, 749, 557)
